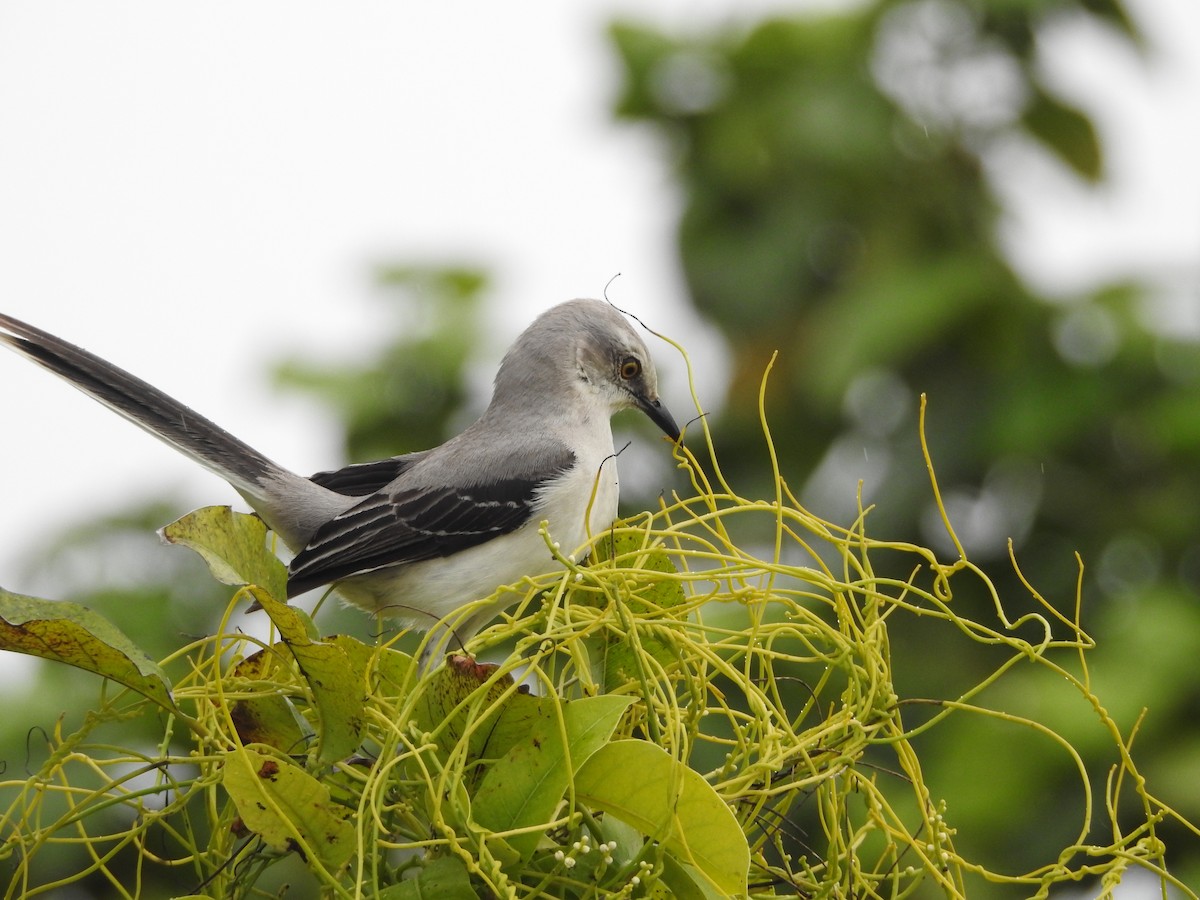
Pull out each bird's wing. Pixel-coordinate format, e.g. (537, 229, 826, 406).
(308, 452, 429, 497)
(286, 450, 575, 597)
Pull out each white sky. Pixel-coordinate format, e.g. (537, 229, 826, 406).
(0, 0, 1197, 592)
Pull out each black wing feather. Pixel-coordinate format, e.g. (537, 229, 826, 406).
(309, 453, 427, 496)
(286, 463, 572, 598)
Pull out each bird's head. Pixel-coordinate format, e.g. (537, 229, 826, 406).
(495, 298, 681, 441)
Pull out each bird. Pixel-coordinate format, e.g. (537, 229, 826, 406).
(0, 299, 681, 656)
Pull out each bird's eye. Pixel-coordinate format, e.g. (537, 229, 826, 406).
(620, 357, 641, 380)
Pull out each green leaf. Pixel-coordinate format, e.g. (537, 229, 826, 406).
(373, 647, 419, 708)
(160, 505, 287, 599)
(255, 593, 367, 763)
(326, 633, 413, 693)
(413, 659, 529, 768)
(377, 855, 477, 898)
(661, 855, 729, 900)
(472, 694, 634, 861)
(1080, 0, 1141, 41)
(229, 645, 313, 753)
(609, 21, 680, 120)
(475, 689, 549, 763)
(588, 529, 687, 690)
(0, 587, 175, 712)
(222, 746, 355, 874)
(575, 740, 749, 897)
(228, 635, 411, 757)
(254, 587, 320, 642)
(229, 689, 310, 752)
(593, 529, 686, 612)
(602, 635, 683, 694)
(1023, 85, 1102, 182)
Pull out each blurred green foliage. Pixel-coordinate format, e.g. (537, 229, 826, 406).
(609, 0, 1200, 892)
(274, 265, 488, 464)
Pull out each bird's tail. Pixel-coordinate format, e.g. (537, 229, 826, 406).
(0, 312, 291, 503)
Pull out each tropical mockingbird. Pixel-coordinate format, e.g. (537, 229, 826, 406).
(0, 299, 680, 654)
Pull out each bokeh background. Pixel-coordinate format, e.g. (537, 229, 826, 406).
(1, 0, 1198, 896)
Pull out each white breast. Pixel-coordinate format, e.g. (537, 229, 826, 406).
(534, 449, 619, 552)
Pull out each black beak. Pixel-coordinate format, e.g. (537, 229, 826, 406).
(640, 396, 682, 442)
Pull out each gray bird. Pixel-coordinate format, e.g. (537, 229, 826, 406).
(0, 299, 680, 654)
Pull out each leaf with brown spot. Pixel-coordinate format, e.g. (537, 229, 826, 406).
(228, 644, 313, 752)
(254, 593, 367, 763)
(0, 587, 175, 712)
(222, 746, 355, 874)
